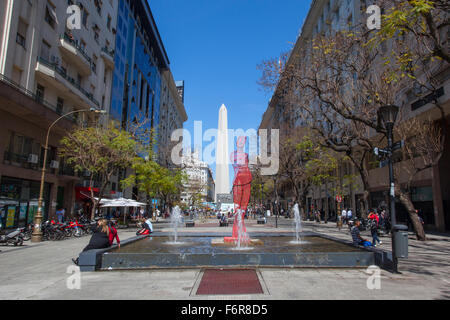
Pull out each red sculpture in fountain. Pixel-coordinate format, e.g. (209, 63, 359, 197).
(224, 136, 252, 243)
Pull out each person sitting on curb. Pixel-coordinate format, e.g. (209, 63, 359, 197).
(72, 219, 111, 266)
(351, 219, 372, 247)
(136, 217, 153, 235)
(108, 220, 120, 248)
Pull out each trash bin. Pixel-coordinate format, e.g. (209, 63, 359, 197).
(393, 224, 408, 258)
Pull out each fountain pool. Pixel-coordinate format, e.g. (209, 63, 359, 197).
(93, 233, 375, 270)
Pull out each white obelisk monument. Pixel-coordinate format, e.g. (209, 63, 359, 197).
(215, 104, 230, 201)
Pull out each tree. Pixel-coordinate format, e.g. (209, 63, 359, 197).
(372, 0, 449, 64)
(121, 156, 187, 217)
(59, 123, 138, 219)
(257, 27, 445, 238)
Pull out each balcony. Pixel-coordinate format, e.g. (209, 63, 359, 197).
(101, 46, 115, 70)
(35, 56, 100, 108)
(3, 151, 38, 171)
(0, 73, 79, 123)
(58, 33, 92, 76)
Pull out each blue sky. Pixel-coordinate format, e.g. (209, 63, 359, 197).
(149, 0, 312, 181)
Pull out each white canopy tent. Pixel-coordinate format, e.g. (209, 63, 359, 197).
(100, 198, 146, 208)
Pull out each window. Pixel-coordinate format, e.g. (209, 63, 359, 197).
(80, 39, 86, 52)
(94, 30, 99, 44)
(92, 55, 97, 73)
(16, 19, 27, 49)
(139, 76, 145, 111)
(82, 8, 89, 28)
(56, 97, 64, 114)
(36, 84, 45, 103)
(44, 2, 56, 29)
(40, 40, 51, 61)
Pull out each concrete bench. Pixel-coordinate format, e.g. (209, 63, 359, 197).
(257, 219, 266, 225)
(185, 220, 195, 227)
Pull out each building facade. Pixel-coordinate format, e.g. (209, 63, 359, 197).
(159, 70, 187, 167)
(0, 0, 116, 228)
(180, 149, 215, 206)
(108, 0, 187, 203)
(259, 0, 450, 231)
(0, 0, 187, 228)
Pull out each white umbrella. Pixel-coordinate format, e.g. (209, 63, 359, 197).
(100, 198, 146, 207)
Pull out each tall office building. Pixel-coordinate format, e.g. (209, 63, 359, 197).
(109, 0, 187, 201)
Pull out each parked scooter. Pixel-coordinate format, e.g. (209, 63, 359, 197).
(0, 228, 24, 246)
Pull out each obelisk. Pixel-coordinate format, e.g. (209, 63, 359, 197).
(215, 104, 230, 201)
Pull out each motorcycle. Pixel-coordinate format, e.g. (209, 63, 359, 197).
(20, 224, 33, 241)
(0, 228, 24, 246)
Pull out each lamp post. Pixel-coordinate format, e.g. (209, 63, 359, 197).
(31, 108, 106, 242)
(377, 105, 400, 273)
(272, 176, 278, 228)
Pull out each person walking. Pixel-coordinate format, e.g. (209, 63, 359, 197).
(347, 208, 352, 221)
(342, 208, 347, 225)
(56, 207, 64, 223)
(369, 212, 382, 246)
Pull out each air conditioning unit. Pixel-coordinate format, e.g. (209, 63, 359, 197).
(28, 154, 39, 164)
(50, 160, 59, 169)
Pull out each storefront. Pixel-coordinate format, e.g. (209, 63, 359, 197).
(0, 176, 50, 229)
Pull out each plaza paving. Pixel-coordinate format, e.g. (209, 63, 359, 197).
(0, 217, 449, 300)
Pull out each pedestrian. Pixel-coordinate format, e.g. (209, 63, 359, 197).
(72, 219, 111, 265)
(369, 213, 382, 246)
(56, 207, 64, 223)
(342, 208, 347, 225)
(347, 208, 352, 221)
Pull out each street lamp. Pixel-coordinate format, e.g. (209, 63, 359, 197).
(260, 181, 265, 209)
(377, 104, 402, 273)
(272, 176, 278, 228)
(31, 108, 106, 242)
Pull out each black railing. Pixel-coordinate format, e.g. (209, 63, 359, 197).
(0, 73, 76, 121)
(60, 33, 92, 64)
(59, 165, 76, 177)
(3, 151, 29, 165)
(101, 46, 115, 59)
(37, 56, 100, 106)
(3, 151, 78, 177)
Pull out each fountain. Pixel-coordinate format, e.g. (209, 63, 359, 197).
(167, 205, 183, 245)
(76, 113, 378, 272)
(290, 203, 307, 245)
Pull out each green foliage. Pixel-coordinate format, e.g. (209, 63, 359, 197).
(59, 124, 137, 175)
(296, 136, 338, 186)
(122, 156, 187, 204)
